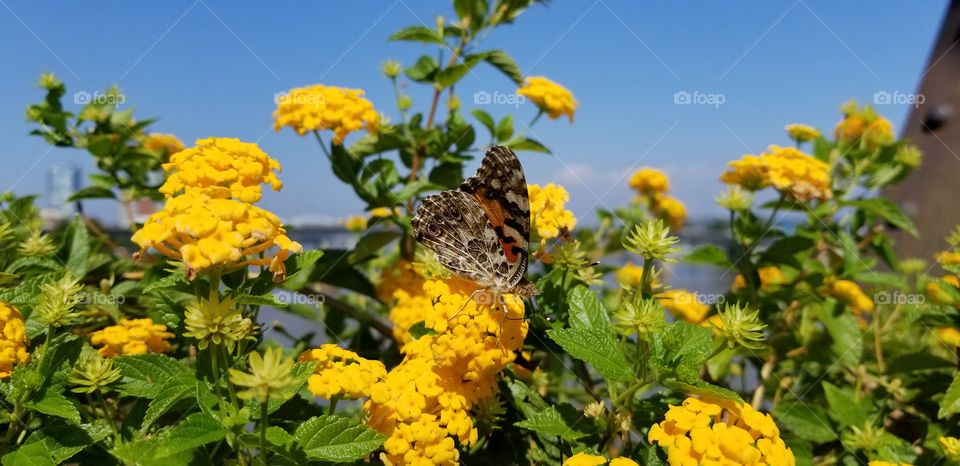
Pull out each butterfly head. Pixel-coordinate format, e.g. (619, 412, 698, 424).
(510, 278, 540, 298)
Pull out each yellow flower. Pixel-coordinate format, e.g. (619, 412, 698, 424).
(229, 347, 296, 402)
(528, 183, 576, 239)
(648, 397, 795, 466)
(367, 279, 527, 466)
(733, 266, 786, 291)
(935, 327, 960, 347)
(0, 302, 29, 378)
(370, 207, 399, 217)
(300, 344, 386, 400)
(133, 138, 301, 280)
(517, 76, 578, 121)
(563, 452, 607, 466)
(835, 102, 894, 149)
(721, 145, 832, 201)
(609, 459, 639, 466)
(652, 195, 687, 231)
(90, 318, 174, 358)
(628, 167, 669, 194)
(142, 133, 185, 156)
(784, 124, 820, 143)
(273, 84, 380, 143)
(615, 262, 647, 288)
(938, 251, 960, 266)
(941, 436, 960, 462)
(823, 278, 875, 314)
(183, 295, 254, 352)
(659, 289, 710, 324)
(343, 215, 368, 232)
(378, 259, 427, 303)
(158, 137, 282, 203)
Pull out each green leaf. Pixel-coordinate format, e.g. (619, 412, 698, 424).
(481, 49, 523, 84)
(114, 354, 192, 398)
(471, 109, 496, 136)
(140, 376, 196, 433)
(1, 423, 108, 466)
(817, 305, 862, 369)
(546, 328, 633, 383)
(142, 272, 190, 294)
(388, 26, 445, 45)
(495, 114, 514, 142)
(68, 186, 115, 201)
(566, 286, 611, 333)
(25, 390, 81, 425)
(939, 373, 960, 419)
(405, 55, 440, 83)
(503, 137, 550, 153)
(772, 402, 838, 443)
(662, 379, 741, 403)
(294, 415, 386, 462)
(683, 244, 732, 268)
(280, 249, 324, 291)
(761, 236, 814, 262)
(63, 215, 94, 277)
(436, 55, 483, 88)
(844, 198, 918, 237)
(514, 405, 586, 441)
(348, 231, 401, 264)
(234, 293, 287, 308)
(651, 323, 713, 382)
(822, 382, 871, 427)
(112, 412, 228, 465)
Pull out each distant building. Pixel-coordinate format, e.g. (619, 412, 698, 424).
(47, 163, 80, 214)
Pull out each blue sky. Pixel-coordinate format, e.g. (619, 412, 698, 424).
(0, 1, 948, 225)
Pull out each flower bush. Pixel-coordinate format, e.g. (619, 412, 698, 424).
(0, 2, 957, 465)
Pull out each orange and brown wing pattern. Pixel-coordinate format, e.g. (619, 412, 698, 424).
(459, 146, 531, 266)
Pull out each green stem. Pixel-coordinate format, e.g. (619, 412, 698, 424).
(97, 390, 120, 443)
(260, 395, 270, 461)
(328, 396, 340, 415)
(312, 131, 332, 159)
(614, 377, 650, 407)
(640, 256, 655, 299)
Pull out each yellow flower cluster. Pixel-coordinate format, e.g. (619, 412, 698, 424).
(517, 76, 578, 121)
(562, 452, 639, 466)
(935, 327, 960, 347)
(926, 275, 959, 305)
(367, 279, 528, 466)
(343, 215, 368, 232)
(721, 145, 832, 201)
(300, 344, 387, 400)
(659, 289, 710, 324)
(273, 84, 380, 143)
(0, 302, 29, 378)
(835, 102, 894, 150)
(938, 251, 960, 266)
(616, 262, 648, 288)
(133, 138, 302, 279)
(379, 260, 432, 343)
(941, 435, 960, 461)
(648, 397, 795, 466)
(823, 278, 875, 314)
(628, 167, 687, 230)
(528, 183, 577, 240)
(628, 167, 669, 195)
(733, 266, 786, 291)
(378, 260, 427, 303)
(784, 124, 820, 143)
(90, 318, 174, 358)
(142, 133, 185, 156)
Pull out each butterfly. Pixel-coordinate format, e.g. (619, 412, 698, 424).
(412, 145, 539, 299)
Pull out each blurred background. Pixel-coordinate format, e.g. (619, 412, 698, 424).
(0, 1, 948, 230)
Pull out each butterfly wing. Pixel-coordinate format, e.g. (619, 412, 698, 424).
(412, 190, 512, 287)
(459, 146, 531, 284)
